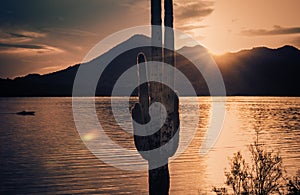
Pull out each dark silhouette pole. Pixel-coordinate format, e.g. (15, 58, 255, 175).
(132, 0, 179, 194)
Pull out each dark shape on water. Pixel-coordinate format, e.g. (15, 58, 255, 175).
(16, 111, 35, 116)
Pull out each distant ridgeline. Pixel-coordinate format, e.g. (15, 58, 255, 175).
(1, 35, 300, 97)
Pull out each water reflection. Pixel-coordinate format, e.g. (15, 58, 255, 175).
(0, 97, 299, 194)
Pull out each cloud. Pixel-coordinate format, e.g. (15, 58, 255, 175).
(0, 43, 45, 49)
(175, 0, 214, 21)
(43, 28, 98, 37)
(8, 31, 46, 38)
(0, 30, 46, 43)
(0, 43, 63, 54)
(0, 28, 63, 55)
(8, 32, 31, 38)
(241, 25, 300, 36)
(178, 24, 208, 31)
(174, 0, 213, 35)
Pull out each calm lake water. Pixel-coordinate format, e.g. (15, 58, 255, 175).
(0, 97, 299, 194)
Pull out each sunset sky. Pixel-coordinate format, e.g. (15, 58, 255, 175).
(0, 0, 299, 78)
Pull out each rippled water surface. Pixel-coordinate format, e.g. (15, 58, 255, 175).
(0, 97, 299, 194)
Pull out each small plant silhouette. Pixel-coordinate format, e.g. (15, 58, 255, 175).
(246, 141, 285, 194)
(214, 131, 286, 195)
(287, 170, 300, 195)
(225, 151, 251, 195)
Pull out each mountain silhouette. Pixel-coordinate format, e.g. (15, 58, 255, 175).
(214, 45, 300, 96)
(0, 35, 300, 96)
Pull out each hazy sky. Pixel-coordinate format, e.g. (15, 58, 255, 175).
(0, 0, 299, 78)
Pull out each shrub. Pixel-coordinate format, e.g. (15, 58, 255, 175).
(221, 140, 286, 194)
(225, 151, 250, 194)
(248, 142, 285, 195)
(287, 170, 300, 195)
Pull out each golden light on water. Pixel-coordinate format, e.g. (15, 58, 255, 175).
(83, 130, 99, 141)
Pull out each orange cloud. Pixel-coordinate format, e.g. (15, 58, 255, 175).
(241, 25, 300, 36)
(0, 43, 64, 55)
(174, 0, 213, 37)
(175, 0, 214, 22)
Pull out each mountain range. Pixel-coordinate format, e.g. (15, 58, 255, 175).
(1, 35, 300, 96)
